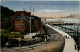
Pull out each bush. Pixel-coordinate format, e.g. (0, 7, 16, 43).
(21, 36, 24, 39)
(1, 30, 25, 38)
(20, 31, 27, 34)
(1, 35, 8, 47)
(9, 39, 19, 47)
(1, 30, 26, 47)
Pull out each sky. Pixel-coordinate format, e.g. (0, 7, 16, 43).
(1, 1, 80, 18)
(0, 0, 80, 1)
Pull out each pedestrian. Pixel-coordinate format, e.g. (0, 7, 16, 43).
(74, 44, 77, 50)
(5, 42, 9, 49)
(44, 35, 47, 42)
(66, 35, 67, 39)
(77, 44, 80, 52)
(68, 36, 69, 39)
(64, 35, 66, 38)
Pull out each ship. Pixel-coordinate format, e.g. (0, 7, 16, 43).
(47, 19, 64, 24)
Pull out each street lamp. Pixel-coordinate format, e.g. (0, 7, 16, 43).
(30, 5, 31, 34)
(21, 5, 32, 38)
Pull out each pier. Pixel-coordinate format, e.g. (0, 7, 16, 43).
(58, 26, 80, 34)
(49, 23, 80, 25)
(48, 22, 80, 36)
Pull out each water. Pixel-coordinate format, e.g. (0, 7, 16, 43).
(46, 18, 80, 23)
(46, 18, 80, 44)
(46, 18, 80, 32)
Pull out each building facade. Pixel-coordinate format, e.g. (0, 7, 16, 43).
(12, 11, 41, 32)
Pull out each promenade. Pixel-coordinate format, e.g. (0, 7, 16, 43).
(1, 24, 64, 52)
(46, 24, 79, 52)
(1, 24, 79, 52)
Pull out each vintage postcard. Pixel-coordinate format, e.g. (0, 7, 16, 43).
(0, 0, 80, 52)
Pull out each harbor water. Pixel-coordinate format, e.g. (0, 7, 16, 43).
(46, 18, 80, 44)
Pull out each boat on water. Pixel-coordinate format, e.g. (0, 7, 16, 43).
(47, 19, 64, 24)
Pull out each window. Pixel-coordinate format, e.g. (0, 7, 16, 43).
(17, 26, 19, 29)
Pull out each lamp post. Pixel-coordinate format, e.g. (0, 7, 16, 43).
(21, 5, 32, 38)
(30, 5, 31, 34)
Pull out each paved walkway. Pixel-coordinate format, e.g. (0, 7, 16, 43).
(46, 24, 79, 52)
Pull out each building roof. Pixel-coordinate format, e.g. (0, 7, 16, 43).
(13, 11, 31, 20)
(13, 11, 40, 20)
(31, 15, 41, 19)
(15, 11, 31, 17)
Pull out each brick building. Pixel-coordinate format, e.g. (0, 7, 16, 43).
(12, 11, 41, 32)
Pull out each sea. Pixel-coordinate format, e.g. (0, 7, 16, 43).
(46, 18, 80, 44)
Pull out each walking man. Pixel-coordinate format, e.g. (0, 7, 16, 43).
(77, 44, 80, 52)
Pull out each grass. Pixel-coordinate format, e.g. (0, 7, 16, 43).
(1, 30, 25, 38)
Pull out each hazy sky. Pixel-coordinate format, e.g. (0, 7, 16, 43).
(1, 1, 80, 18)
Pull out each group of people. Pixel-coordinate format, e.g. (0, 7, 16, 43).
(64, 35, 69, 39)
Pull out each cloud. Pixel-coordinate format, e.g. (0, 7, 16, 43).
(38, 9, 63, 13)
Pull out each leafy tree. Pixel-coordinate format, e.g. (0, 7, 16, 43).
(1, 5, 14, 31)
